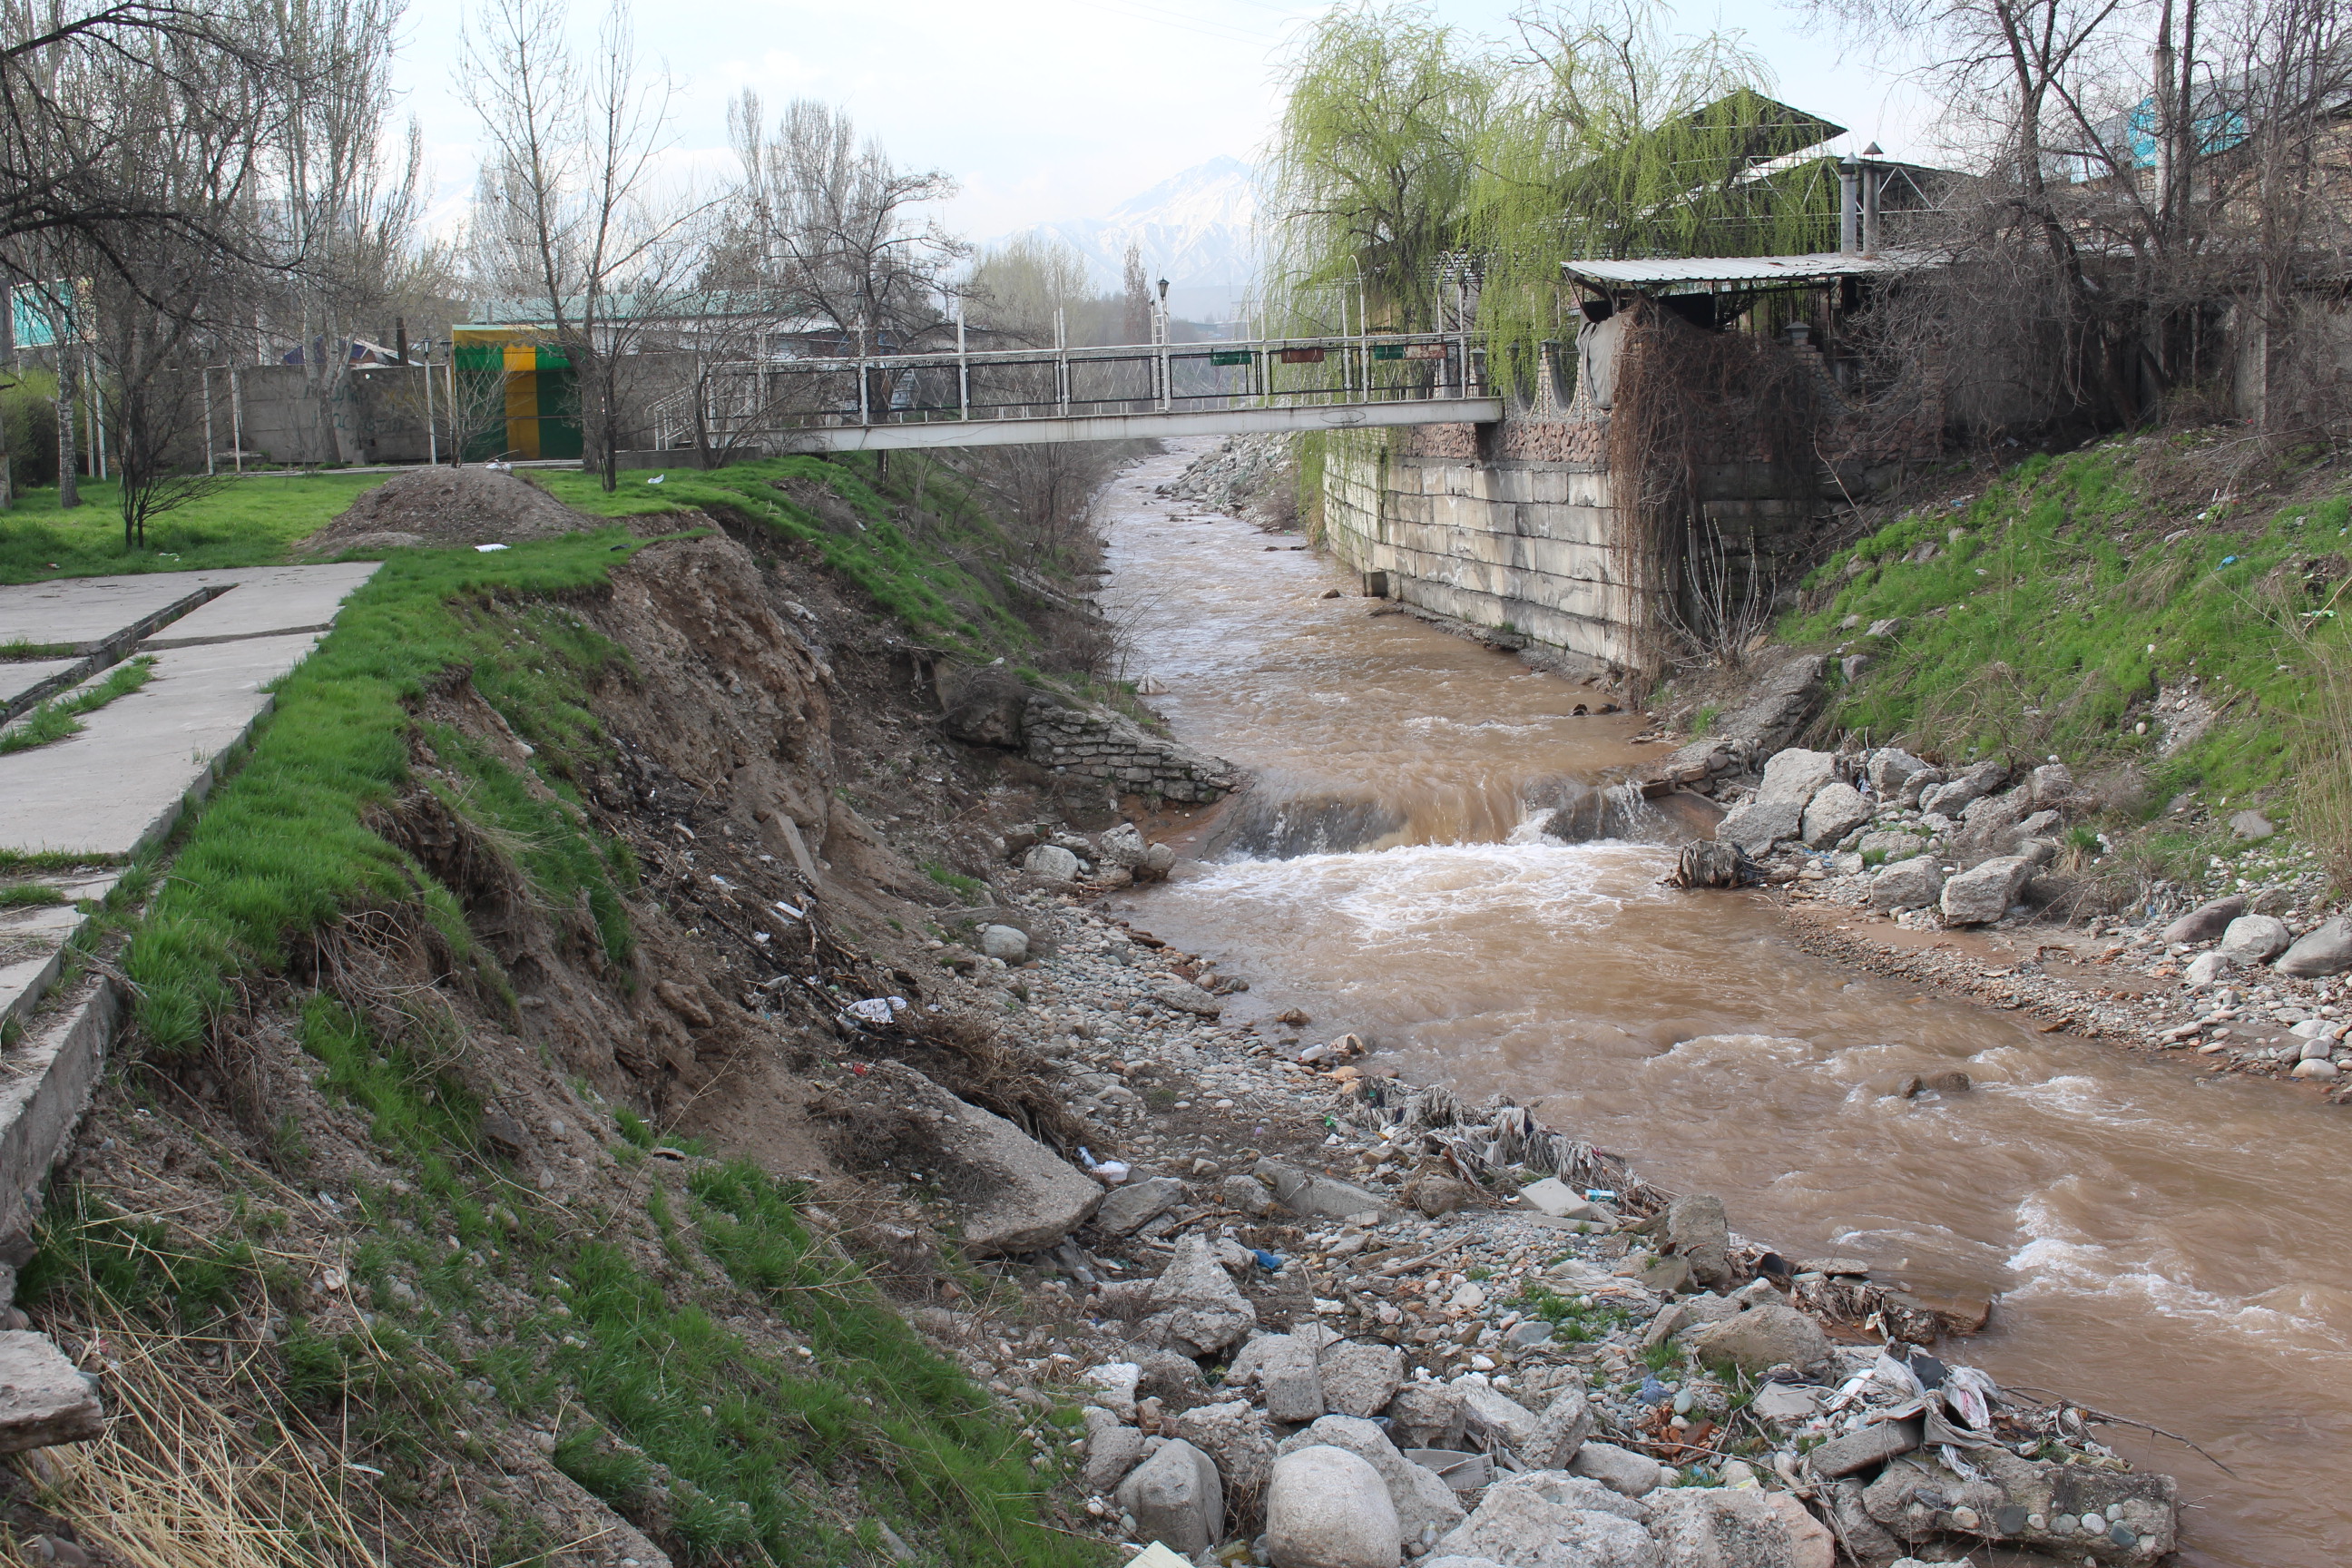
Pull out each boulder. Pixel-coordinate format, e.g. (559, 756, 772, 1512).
(1024, 843, 1082, 883)
(2161, 895, 2244, 945)
(1568, 1441, 1663, 1497)
(1151, 978, 1224, 1018)
(1715, 653, 1829, 754)
(2026, 762, 2075, 808)
(1524, 1383, 1596, 1469)
(1096, 1177, 1188, 1237)
(1142, 841, 1178, 877)
(1939, 856, 2033, 925)
(1647, 1486, 1836, 1568)
(1266, 1445, 1404, 1568)
(1387, 1381, 1467, 1449)
(1219, 1171, 1279, 1217)
(1406, 1174, 1477, 1217)
(1806, 1416, 1922, 1478)
(1083, 1408, 1149, 1491)
(1115, 1436, 1224, 1556)
(1320, 1341, 1405, 1419)
(1084, 1361, 1141, 1419)
(859, 1068, 1097, 1254)
(1715, 749, 1841, 855)
(978, 924, 1029, 963)
(940, 673, 1029, 746)
(1452, 1379, 1543, 1455)
(2182, 950, 2236, 987)
(2278, 917, 2352, 976)
(1664, 1193, 1733, 1289)
(1686, 1304, 1830, 1375)
(1920, 760, 2010, 818)
(1145, 1235, 1259, 1356)
(1868, 855, 1946, 912)
(1137, 1348, 1211, 1410)
(2217, 914, 2292, 964)
(1866, 748, 1931, 797)
(1801, 782, 1872, 848)
(1430, 1470, 1661, 1568)
(1230, 1336, 1328, 1425)
(1278, 1415, 1465, 1543)
(2229, 808, 2276, 840)
(1863, 1448, 2175, 1563)
(1174, 1397, 1277, 1500)
(1100, 822, 1150, 867)
(1255, 1159, 1387, 1220)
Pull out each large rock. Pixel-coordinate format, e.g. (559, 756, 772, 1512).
(1806, 1416, 1922, 1478)
(1115, 1436, 1223, 1556)
(1715, 748, 1841, 855)
(1801, 782, 1871, 848)
(1866, 748, 1931, 797)
(1083, 1407, 1148, 1491)
(1174, 1398, 1277, 1501)
(1387, 1381, 1467, 1449)
(1939, 855, 2033, 925)
(1024, 843, 1082, 883)
(2278, 917, 2352, 976)
(1145, 1234, 1259, 1355)
(1920, 760, 2009, 818)
(1716, 653, 1829, 754)
(978, 923, 1029, 963)
(1278, 1415, 1465, 1543)
(853, 1066, 1099, 1254)
(2026, 762, 2075, 808)
(0, 1333, 102, 1455)
(1665, 1193, 1732, 1289)
(1452, 1378, 1543, 1454)
(1868, 855, 1946, 912)
(1267, 1445, 1404, 1568)
(1320, 1341, 1405, 1418)
(1255, 1159, 1387, 1220)
(1686, 1304, 1830, 1375)
(2217, 914, 2292, 964)
(1524, 1383, 1596, 1469)
(1568, 1441, 1664, 1497)
(1863, 1448, 2176, 1563)
(1232, 1335, 1328, 1425)
(1430, 1471, 1661, 1568)
(1096, 1176, 1187, 1237)
(1151, 977, 1224, 1018)
(1137, 1348, 1211, 1409)
(940, 671, 1029, 746)
(2161, 895, 2244, 944)
(1647, 1486, 1836, 1568)
(1099, 821, 1150, 867)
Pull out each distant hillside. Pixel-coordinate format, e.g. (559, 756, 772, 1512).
(998, 155, 1261, 324)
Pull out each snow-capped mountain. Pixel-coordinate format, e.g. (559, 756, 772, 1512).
(1003, 156, 1262, 323)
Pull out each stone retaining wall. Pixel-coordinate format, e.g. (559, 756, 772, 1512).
(1022, 695, 1236, 803)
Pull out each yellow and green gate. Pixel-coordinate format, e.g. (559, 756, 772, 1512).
(451, 326, 582, 460)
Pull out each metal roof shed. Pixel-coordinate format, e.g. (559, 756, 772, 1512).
(1561, 250, 1940, 296)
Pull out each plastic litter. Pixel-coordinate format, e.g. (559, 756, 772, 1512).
(473, 543, 509, 553)
(646, 473, 665, 485)
(840, 996, 907, 1025)
(1250, 1250, 1285, 1273)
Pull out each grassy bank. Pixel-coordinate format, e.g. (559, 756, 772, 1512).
(0, 472, 387, 583)
(1785, 436, 2352, 825)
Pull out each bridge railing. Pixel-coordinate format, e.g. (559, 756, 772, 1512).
(648, 329, 1485, 452)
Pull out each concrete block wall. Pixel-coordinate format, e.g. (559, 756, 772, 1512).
(1021, 695, 1237, 803)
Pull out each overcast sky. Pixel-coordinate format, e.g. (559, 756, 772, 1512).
(392, 0, 1944, 242)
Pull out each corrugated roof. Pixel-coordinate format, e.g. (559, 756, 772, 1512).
(1562, 250, 1938, 292)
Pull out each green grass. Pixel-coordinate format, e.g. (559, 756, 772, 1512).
(536, 456, 1040, 656)
(1786, 441, 2352, 807)
(122, 530, 650, 1053)
(0, 883, 65, 906)
(0, 473, 387, 584)
(922, 861, 987, 902)
(0, 654, 156, 754)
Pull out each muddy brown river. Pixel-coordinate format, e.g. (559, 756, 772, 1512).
(1099, 444, 2351, 1568)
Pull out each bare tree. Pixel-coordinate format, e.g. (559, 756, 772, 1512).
(462, 0, 700, 489)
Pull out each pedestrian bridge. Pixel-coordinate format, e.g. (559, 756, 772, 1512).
(648, 329, 1501, 454)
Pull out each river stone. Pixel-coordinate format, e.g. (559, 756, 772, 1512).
(1801, 782, 1871, 848)
(1866, 748, 1931, 796)
(1277, 1415, 1465, 1541)
(1452, 1378, 1544, 1455)
(1868, 855, 1945, 911)
(1115, 1436, 1223, 1556)
(2291, 1057, 2339, 1080)
(2182, 950, 2236, 987)
(1023, 843, 1082, 883)
(1096, 1176, 1187, 1237)
(1664, 1193, 1732, 1289)
(1430, 1471, 1661, 1568)
(2218, 914, 2292, 963)
(1387, 1382, 1467, 1449)
(2278, 917, 2352, 976)
(1142, 841, 1177, 877)
(1174, 1397, 1277, 1500)
(1145, 1234, 1258, 1356)
(2161, 894, 2245, 944)
(1920, 760, 2009, 818)
(1266, 1446, 1403, 1568)
(1320, 1341, 1405, 1418)
(1648, 1485, 1836, 1568)
(1524, 1383, 1596, 1469)
(1715, 748, 1840, 855)
(1568, 1441, 1664, 1497)
(1687, 1304, 1830, 1375)
(1099, 821, 1150, 867)
(1940, 855, 2032, 925)
(1151, 978, 1224, 1017)
(2230, 808, 2276, 840)
(978, 924, 1029, 963)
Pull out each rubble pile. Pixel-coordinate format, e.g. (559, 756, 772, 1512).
(1672, 738, 2352, 1099)
(833, 819, 2186, 1568)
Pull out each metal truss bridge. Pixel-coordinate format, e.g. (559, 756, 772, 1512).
(648, 328, 1501, 454)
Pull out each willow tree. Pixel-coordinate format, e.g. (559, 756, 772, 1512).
(1263, 5, 1495, 335)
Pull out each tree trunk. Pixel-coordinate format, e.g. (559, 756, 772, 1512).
(55, 355, 79, 509)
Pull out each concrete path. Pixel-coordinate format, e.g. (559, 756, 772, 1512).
(0, 660, 82, 724)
